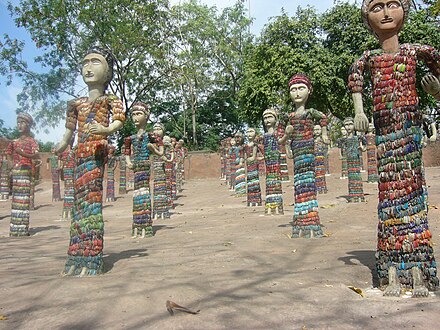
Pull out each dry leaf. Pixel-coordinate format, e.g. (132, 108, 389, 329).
(348, 286, 365, 297)
(429, 205, 438, 210)
(0, 315, 7, 321)
(320, 204, 336, 209)
(166, 300, 200, 315)
(323, 232, 332, 237)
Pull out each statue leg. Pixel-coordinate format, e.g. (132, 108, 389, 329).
(383, 266, 402, 297)
(412, 267, 429, 298)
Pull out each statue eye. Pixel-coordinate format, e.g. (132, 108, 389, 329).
(370, 4, 384, 12)
(388, 1, 401, 8)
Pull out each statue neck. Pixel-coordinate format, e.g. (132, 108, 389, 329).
(379, 33, 400, 53)
(136, 127, 146, 137)
(295, 104, 306, 114)
(88, 85, 105, 102)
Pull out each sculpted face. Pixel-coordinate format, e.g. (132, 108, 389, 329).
(246, 128, 256, 141)
(289, 83, 310, 106)
(17, 117, 30, 135)
(153, 124, 164, 137)
(341, 126, 348, 137)
(263, 113, 277, 129)
(314, 125, 322, 138)
(82, 53, 109, 87)
(344, 120, 355, 134)
(368, 122, 375, 133)
(367, 0, 404, 36)
(163, 136, 171, 146)
(230, 138, 236, 146)
(131, 107, 149, 129)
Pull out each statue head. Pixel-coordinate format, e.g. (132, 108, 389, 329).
(171, 137, 177, 147)
(177, 139, 184, 147)
(230, 137, 236, 146)
(340, 126, 348, 137)
(263, 108, 278, 129)
(17, 112, 34, 135)
(108, 145, 115, 155)
(343, 117, 355, 134)
(153, 123, 165, 137)
(313, 125, 322, 138)
(163, 135, 171, 146)
(288, 73, 312, 107)
(361, 0, 408, 39)
(368, 122, 375, 133)
(82, 46, 114, 91)
(130, 102, 150, 129)
(246, 128, 256, 141)
(234, 132, 244, 145)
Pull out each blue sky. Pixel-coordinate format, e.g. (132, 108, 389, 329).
(0, 0, 355, 142)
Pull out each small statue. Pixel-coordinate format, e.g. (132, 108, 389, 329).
(46, 148, 62, 202)
(175, 139, 185, 193)
(227, 137, 237, 191)
(162, 136, 175, 210)
(105, 145, 117, 202)
(285, 74, 327, 238)
(0, 153, 10, 201)
(124, 103, 163, 238)
(343, 117, 366, 202)
(277, 124, 290, 182)
(348, 0, 440, 295)
(6, 113, 40, 236)
(118, 145, 127, 195)
(233, 132, 246, 198)
(337, 126, 348, 179)
(170, 137, 178, 201)
(56, 46, 125, 276)
(366, 122, 379, 183)
(262, 108, 287, 215)
(314, 124, 329, 194)
(152, 123, 169, 220)
(244, 128, 262, 207)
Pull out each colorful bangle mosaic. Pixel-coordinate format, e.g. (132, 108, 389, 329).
(118, 155, 127, 194)
(263, 132, 283, 214)
(62, 150, 75, 220)
(0, 159, 10, 200)
(245, 145, 262, 206)
(105, 155, 116, 202)
(345, 136, 365, 202)
(314, 138, 328, 194)
(153, 155, 170, 218)
(366, 133, 379, 183)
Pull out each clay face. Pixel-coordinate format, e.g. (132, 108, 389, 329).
(131, 107, 149, 129)
(314, 125, 322, 138)
(82, 53, 109, 86)
(17, 117, 30, 134)
(163, 136, 171, 146)
(263, 113, 277, 129)
(341, 126, 348, 137)
(246, 128, 256, 140)
(230, 138, 236, 146)
(153, 124, 164, 138)
(367, 0, 404, 36)
(344, 121, 355, 134)
(235, 134, 243, 145)
(289, 83, 310, 106)
(368, 122, 375, 133)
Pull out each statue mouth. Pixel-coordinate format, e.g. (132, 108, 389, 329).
(381, 18, 394, 23)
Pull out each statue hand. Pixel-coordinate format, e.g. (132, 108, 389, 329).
(89, 123, 109, 135)
(421, 74, 440, 96)
(127, 161, 133, 170)
(285, 125, 293, 135)
(322, 135, 330, 145)
(430, 133, 437, 142)
(354, 113, 369, 132)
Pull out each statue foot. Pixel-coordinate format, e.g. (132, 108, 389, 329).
(383, 266, 402, 297)
(161, 214, 165, 220)
(132, 228, 138, 238)
(266, 208, 271, 216)
(79, 266, 88, 277)
(412, 267, 429, 298)
(64, 265, 76, 276)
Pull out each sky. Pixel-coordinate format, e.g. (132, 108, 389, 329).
(0, 0, 355, 143)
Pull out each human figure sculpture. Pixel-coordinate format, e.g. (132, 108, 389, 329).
(219, 139, 227, 180)
(244, 128, 262, 207)
(422, 113, 438, 147)
(348, 0, 440, 295)
(124, 103, 163, 238)
(343, 117, 366, 202)
(0, 153, 10, 201)
(163, 136, 175, 210)
(227, 137, 237, 191)
(284, 74, 327, 238)
(277, 124, 290, 182)
(46, 148, 62, 202)
(56, 46, 125, 276)
(366, 122, 379, 183)
(262, 108, 288, 215)
(105, 145, 117, 202)
(314, 125, 329, 194)
(152, 123, 169, 219)
(170, 137, 178, 201)
(256, 135, 266, 177)
(118, 146, 127, 195)
(234, 132, 246, 198)
(338, 126, 348, 179)
(60, 145, 75, 220)
(29, 158, 41, 210)
(175, 140, 185, 193)
(6, 113, 39, 236)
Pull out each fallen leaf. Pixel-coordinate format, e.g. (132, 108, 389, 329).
(0, 315, 7, 321)
(348, 286, 365, 297)
(320, 204, 336, 209)
(223, 242, 233, 246)
(166, 300, 200, 315)
(429, 205, 438, 209)
(285, 234, 292, 239)
(323, 232, 332, 237)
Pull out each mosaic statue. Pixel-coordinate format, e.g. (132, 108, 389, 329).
(262, 108, 288, 215)
(163, 136, 175, 210)
(337, 126, 348, 179)
(125, 103, 163, 238)
(6, 113, 39, 236)
(105, 145, 117, 202)
(56, 46, 125, 276)
(219, 139, 227, 180)
(0, 153, 10, 200)
(285, 74, 327, 238)
(29, 158, 41, 210)
(343, 117, 366, 202)
(244, 128, 262, 207)
(314, 125, 329, 194)
(277, 124, 290, 182)
(46, 149, 62, 202)
(175, 140, 184, 193)
(348, 0, 440, 296)
(227, 137, 237, 191)
(170, 137, 177, 201)
(234, 132, 246, 198)
(366, 122, 379, 183)
(60, 145, 75, 220)
(152, 123, 169, 219)
(118, 145, 127, 195)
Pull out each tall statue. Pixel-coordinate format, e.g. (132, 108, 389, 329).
(314, 125, 329, 194)
(285, 74, 327, 238)
(60, 145, 75, 220)
(244, 128, 262, 207)
(56, 46, 125, 276)
(118, 145, 127, 195)
(262, 108, 287, 215)
(124, 103, 163, 238)
(337, 126, 348, 179)
(348, 0, 440, 295)
(163, 136, 175, 210)
(234, 132, 246, 198)
(152, 123, 169, 219)
(227, 137, 237, 191)
(0, 153, 10, 201)
(105, 145, 117, 202)
(343, 117, 366, 202)
(46, 148, 62, 202)
(277, 124, 290, 182)
(366, 122, 379, 183)
(6, 113, 39, 236)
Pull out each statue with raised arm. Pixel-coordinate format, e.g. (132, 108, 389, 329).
(55, 46, 125, 276)
(262, 108, 287, 215)
(124, 103, 163, 238)
(348, 0, 439, 296)
(285, 74, 327, 238)
(244, 128, 262, 207)
(6, 113, 39, 236)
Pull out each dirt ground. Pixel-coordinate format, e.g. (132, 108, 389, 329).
(1, 166, 440, 329)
